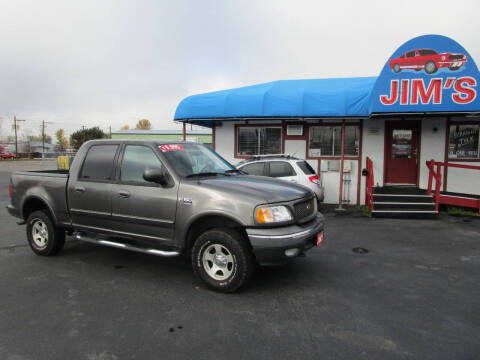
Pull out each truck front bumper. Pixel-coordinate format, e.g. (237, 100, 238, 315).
(246, 213, 324, 265)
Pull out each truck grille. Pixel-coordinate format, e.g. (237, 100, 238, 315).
(294, 198, 315, 223)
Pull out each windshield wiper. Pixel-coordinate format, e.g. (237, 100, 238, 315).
(186, 172, 224, 178)
(224, 169, 247, 175)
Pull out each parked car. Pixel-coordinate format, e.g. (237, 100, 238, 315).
(389, 48, 467, 74)
(7, 140, 324, 292)
(236, 155, 324, 203)
(0, 152, 15, 159)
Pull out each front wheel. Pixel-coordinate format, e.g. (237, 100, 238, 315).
(192, 228, 254, 292)
(26, 210, 65, 256)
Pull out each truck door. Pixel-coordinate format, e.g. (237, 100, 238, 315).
(68, 144, 119, 231)
(110, 144, 178, 247)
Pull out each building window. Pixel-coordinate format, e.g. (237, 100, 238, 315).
(448, 124, 480, 159)
(237, 127, 282, 156)
(308, 125, 359, 157)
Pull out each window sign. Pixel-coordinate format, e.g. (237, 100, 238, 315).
(392, 130, 412, 158)
(448, 125, 480, 159)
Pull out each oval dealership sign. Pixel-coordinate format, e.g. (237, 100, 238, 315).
(370, 35, 480, 113)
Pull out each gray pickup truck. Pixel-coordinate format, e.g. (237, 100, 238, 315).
(8, 140, 324, 292)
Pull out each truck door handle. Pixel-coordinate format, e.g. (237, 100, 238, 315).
(118, 190, 130, 198)
(74, 186, 85, 193)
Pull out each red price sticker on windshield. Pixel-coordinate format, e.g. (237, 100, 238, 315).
(159, 144, 183, 152)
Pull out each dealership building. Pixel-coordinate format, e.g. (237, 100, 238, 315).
(174, 35, 480, 217)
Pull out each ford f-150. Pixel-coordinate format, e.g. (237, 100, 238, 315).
(7, 140, 324, 292)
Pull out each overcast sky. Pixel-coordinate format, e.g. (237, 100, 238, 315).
(0, 0, 479, 140)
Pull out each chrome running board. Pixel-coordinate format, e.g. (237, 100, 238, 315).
(75, 233, 180, 257)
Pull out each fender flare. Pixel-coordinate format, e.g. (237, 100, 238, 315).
(21, 195, 59, 226)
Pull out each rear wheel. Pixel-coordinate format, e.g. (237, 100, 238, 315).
(192, 228, 254, 292)
(425, 61, 437, 74)
(26, 210, 65, 256)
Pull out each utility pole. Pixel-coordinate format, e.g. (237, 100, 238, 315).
(14, 116, 26, 157)
(109, 126, 112, 139)
(41, 120, 53, 159)
(42, 120, 45, 155)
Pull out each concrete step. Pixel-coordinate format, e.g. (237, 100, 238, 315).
(373, 193, 434, 203)
(373, 202, 436, 211)
(371, 209, 439, 219)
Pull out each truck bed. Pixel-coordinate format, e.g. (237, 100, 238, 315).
(13, 169, 69, 177)
(9, 170, 71, 228)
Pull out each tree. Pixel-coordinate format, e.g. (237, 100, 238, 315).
(120, 125, 130, 130)
(70, 127, 107, 150)
(135, 119, 152, 130)
(55, 129, 69, 152)
(27, 134, 52, 143)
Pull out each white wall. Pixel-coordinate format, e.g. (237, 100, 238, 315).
(214, 122, 236, 164)
(320, 159, 359, 204)
(214, 117, 480, 204)
(446, 163, 480, 195)
(359, 119, 386, 204)
(284, 139, 306, 158)
(418, 117, 447, 189)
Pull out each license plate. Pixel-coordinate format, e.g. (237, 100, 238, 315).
(316, 232, 324, 247)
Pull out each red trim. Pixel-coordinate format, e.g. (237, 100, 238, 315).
(212, 124, 216, 151)
(338, 120, 346, 206)
(356, 119, 363, 205)
(426, 159, 480, 213)
(443, 117, 450, 191)
(234, 123, 283, 159)
(365, 157, 374, 211)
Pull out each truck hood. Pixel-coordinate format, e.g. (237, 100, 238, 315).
(193, 175, 311, 204)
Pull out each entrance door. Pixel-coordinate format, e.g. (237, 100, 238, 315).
(385, 120, 420, 185)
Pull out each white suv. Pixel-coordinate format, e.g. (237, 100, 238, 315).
(236, 155, 324, 202)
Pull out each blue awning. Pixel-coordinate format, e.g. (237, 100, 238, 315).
(174, 77, 377, 127)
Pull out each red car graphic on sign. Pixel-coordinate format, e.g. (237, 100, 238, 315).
(389, 49, 467, 74)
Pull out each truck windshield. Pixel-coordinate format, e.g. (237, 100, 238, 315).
(159, 143, 234, 177)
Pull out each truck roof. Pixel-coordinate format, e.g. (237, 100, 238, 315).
(85, 139, 198, 145)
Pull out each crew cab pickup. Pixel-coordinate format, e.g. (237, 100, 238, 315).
(8, 140, 324, 292)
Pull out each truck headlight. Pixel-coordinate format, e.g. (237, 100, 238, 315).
(256, 206, 292, 224)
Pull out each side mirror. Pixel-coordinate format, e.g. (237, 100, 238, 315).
(143, 168, 169, 186)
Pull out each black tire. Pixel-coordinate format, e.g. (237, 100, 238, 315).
(192, 228, 254, 293)
(26, 210, 65, 256)
(425, 61, 437, 74)
(393, 64, 401, 73)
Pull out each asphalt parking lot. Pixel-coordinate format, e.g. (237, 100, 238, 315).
(0, 162, 479, 360)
